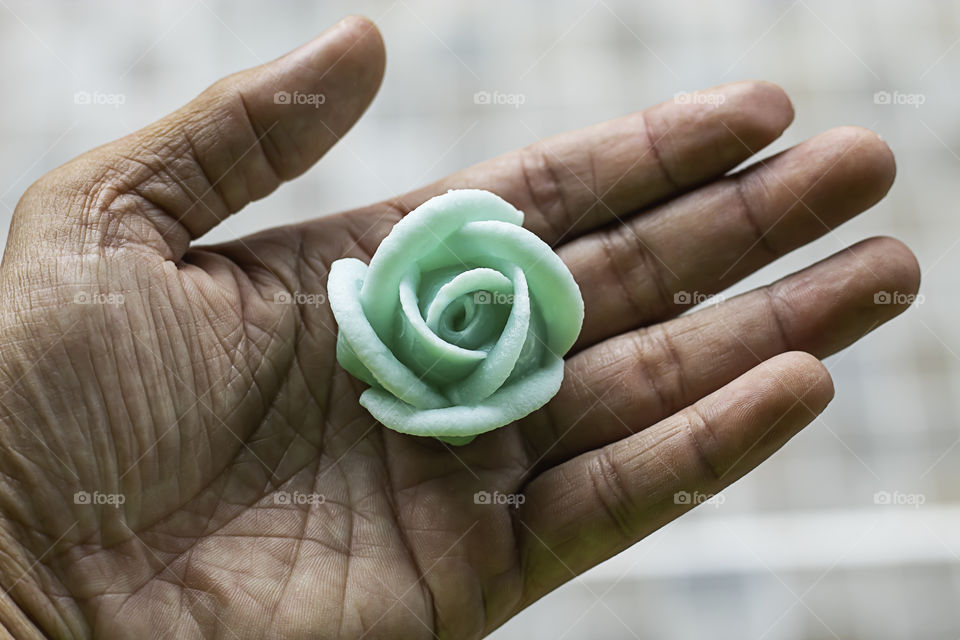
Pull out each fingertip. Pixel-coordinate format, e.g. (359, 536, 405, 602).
(766, 351, 835, 411)
(229, 15, 387, 182)
(333, 15, 386, 76)
(695, 351, 833, 467)
(302, 15, 385, 91)
(338, 14, 380, 33)
(741, 80, 795, 132)
(644, 80, 795, 188)
(856, 235, 920, 285)
(860, 126, 897, 181)
(853, 235, 922, 307)
(276, 16, 385, 92)
(830, 125, 897, 199)
(750, 125, 899, 230)
(717, 80, 795, 148)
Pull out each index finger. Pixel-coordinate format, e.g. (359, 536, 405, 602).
(371, 81, 794, 246)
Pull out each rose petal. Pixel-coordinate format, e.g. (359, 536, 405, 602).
(503, 297, 548, 383)
(416, 219, 583, 356)
(424, 267, 512, 329)
(436, 299, 509, 351)
(393, 269, 487, 385)
(335, 333, 378, 387)
(360, 190, 524, 346)
(327, 258, 448, 409)
(359, 353, 565, 441)
(444, 265, 530, 405)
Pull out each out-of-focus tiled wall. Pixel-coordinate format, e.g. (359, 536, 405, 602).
(1, 1, 958, 638)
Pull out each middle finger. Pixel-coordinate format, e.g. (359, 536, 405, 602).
(560, 126, 896, 349)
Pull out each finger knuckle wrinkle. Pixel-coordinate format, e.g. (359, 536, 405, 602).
(586, 449, 635, 540)
(681, 408, 725, 481)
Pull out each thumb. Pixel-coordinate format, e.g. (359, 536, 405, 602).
(10, 15, 385, 260)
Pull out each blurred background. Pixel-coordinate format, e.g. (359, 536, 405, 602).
(0, 1, 956, 638)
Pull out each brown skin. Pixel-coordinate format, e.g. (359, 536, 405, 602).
(0, 15, 919, 640)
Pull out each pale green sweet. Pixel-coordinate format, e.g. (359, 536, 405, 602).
(327, 189, 584, 445)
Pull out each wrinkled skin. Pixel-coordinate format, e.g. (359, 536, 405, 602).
(0, 16, 919, 640)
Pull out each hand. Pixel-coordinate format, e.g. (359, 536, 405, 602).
(0, 16, 918, 640)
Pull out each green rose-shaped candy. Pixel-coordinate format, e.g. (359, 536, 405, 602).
(327, 189, 584, 445)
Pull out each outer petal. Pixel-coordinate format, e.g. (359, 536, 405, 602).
(335, 333, 378, 387)
(327, 258, 448, 410)
(358, 353, 566, 441)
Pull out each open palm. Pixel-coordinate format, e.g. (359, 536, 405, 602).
(0, 16, 919, 640)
